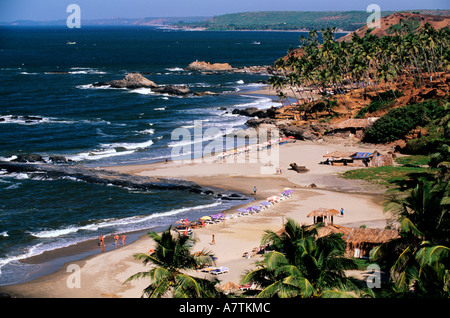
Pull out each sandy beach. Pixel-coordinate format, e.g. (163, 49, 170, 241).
(0, 140, 389, 298)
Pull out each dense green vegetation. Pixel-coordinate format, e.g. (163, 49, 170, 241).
(341, 165, 435, 189)
(354, 90, 404, 118)
(363, 100, 445, 143)
(178, 10, 450, 31)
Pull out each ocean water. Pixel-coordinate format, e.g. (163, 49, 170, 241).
(0, 26, 340, 285)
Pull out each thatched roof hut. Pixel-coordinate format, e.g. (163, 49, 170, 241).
(274, 223, 399, 258)
(344, 227, 400, 258)
(220, 281, 240, 293)
(329, 117, 379, 139)
(317, 224, 352, 237)
(307, 208, 340, 217)
(307, 208, 340, 225)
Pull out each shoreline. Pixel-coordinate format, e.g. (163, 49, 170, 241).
(0, 139, 390, 298)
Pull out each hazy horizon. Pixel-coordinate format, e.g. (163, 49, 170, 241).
(1, 0, 449, 22)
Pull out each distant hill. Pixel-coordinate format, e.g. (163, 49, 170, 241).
(338, 12, 450, 41)
(175, 10, 450, 31)
(1, 16, 210, 27)
(2, 10, 449, 31)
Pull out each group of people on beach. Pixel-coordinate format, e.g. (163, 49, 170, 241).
(98, 234, 126, 249)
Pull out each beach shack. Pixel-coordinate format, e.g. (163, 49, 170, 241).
(321, 151, 354, 166)
(321, 150, 393, 167)
(317, 224, 399, 258)
(343, 227, 400, 258)
(277, 222, 399, 259)
(329, 117, 379, 139)
(307, 208, 340, 226)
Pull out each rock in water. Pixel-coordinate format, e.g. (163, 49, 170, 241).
(152, 85, 192, 96)
(94, 73, 159, 89)
(185, 60, 234, 72)
(11, 154, 45, 163)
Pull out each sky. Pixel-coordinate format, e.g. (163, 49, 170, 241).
(0, 0, 449, 22)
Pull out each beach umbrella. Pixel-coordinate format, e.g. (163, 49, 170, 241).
(283, 187, 292, 191)
(237, 208, 247, 213)
(252, 206, 261, 210)
(260, 201, 271, 206)
(200, 216, 211, 221)
(267, 196, 280, 202)
(288, 136, 295, 139)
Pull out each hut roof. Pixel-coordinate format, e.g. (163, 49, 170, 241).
(220, 281, 240, 292)
(333, 117, 379, 130)
(317, 224, 353, 237)
(345, 227, 400, 244)
(351, 152, 373, 159)
(323, 151, 354, 159)
(307, 208, 340, 217)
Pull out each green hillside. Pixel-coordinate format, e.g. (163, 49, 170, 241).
(178, 10, 450, 31)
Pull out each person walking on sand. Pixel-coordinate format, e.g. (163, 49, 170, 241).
(253, 186, 257, 195)
(211, 234, 215, 245)
(340, 208, 344, 216)
(121, 234, 126, 245)
(99, 234, 105, 247)
(114, 234, 119, 246)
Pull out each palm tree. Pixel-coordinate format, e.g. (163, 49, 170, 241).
(377, 62, 397, 98)
(371, 179, 450, 297)
(126, 227, 221, 298)
(240, 218, 358, 298)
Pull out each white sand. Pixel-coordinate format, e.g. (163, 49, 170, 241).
(0, 141, 389, 298)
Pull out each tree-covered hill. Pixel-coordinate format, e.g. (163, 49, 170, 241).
(176, 10, 450, 31)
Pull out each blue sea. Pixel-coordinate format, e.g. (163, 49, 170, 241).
(0, 26, 342, 285)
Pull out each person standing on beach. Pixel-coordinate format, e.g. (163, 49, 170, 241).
(340, 208, 344, 216)
(211, 234, 215, 245)
(99, 234, 105, 247)
(253, 186, 257, 195)
(121, 234, 126, 245)
(114, 234, 119, 246)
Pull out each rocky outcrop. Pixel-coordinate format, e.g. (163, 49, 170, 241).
(185, 61, 272, 75)
(0, 161, 202, 192)
(193, 91, 219, 96)
(0, 160, 250, 200)
(245, 118, 277, 127)
(186, 61, 234, 72)
(233, 106, 278, 118)
(10, 154, 71, 164)
(93, 73, 159, 89)
(277, 123, 329, 141)
(11, 154, 46, 163)
(93, 73, 194, 96)
(152, 85, 192, 96)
